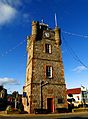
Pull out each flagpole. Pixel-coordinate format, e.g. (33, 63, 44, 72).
(55, 13, 58, 27)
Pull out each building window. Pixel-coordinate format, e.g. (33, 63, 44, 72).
(46, 66, 52, 78)
(58, 98, 64, 104)
(45, 44, 51, 53)
(77, 96, 79, 100)
(23, 92, 26, 97)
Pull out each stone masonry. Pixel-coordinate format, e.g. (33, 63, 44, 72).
(22, 21, 68, 113)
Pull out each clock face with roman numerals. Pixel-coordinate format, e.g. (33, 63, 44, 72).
(44, 32, 50, 38)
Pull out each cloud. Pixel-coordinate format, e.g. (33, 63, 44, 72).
(0, 1, 19, 26)
(73, 65, 88, 73)
(0, 77, 20, 85)
(0, 0, 22, 7)
(0, 0, 32, 26)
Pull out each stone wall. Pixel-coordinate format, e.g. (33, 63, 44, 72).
(23, 21, 67, 113)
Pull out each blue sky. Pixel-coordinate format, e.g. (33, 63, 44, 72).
(0, 0, 88, 93)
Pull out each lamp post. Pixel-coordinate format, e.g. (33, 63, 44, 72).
(15, 92, 18, 110)
(81, 86, 86, 107)
(15, 98, 17, 110)
(40, 80, 49, 109)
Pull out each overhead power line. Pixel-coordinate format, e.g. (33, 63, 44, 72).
(0, 39, 26, 57)
(1, 29, 88, 58)
(62, 34, 88, 69)
(62, 30, 88, 38)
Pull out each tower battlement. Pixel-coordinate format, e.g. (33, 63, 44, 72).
(28, 20, 61, 49)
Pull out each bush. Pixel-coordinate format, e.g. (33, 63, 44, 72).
(18, 103, 24, 112)
(6, 105, 12, 112)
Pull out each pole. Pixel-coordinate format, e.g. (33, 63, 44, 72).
(15, 92, 18, 110)
(40, 80, 43, 110)
(15, 98, 16, 109)
(55, 13, 58, 27)
(40, 80, 49, 110)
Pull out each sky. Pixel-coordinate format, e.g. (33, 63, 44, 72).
(0, 0, 88, 94)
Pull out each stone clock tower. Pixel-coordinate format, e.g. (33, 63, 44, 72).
(22, 20, 67, 113)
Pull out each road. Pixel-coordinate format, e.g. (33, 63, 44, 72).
(1, 112, 88, 119)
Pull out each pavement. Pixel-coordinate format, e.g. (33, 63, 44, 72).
(1, 112, 88, 118)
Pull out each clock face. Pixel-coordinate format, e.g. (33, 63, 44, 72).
(44, 32, 50, 38)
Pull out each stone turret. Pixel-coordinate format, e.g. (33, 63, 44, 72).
(54, 26, 61, 46)
(32, 21, 38, 35)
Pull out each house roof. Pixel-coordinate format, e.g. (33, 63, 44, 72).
(67, 88, 81, 94)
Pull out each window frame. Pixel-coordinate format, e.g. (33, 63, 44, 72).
(58, 98, 64, 104)
(46, 65, 53, 79)
(45, 44, 52, 54)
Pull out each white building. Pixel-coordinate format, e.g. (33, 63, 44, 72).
(67, 86, 88, 107)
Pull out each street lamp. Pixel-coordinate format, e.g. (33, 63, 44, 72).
(14, 92, 18, 110)
(40, 80, 49, 109)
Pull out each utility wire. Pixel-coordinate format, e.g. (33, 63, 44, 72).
(1, 30, 88, 58)
(62, 30, 88, 38)
(62, 33, 88, 69)
(0, 39, 26, 57)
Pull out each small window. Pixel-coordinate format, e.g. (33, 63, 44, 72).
(46, 66, 52, 78)
(45, 44, 51, 53)
(23, 92, 26, 97)
(77, 96, 79, 100)
(58, 98, 64, 104)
